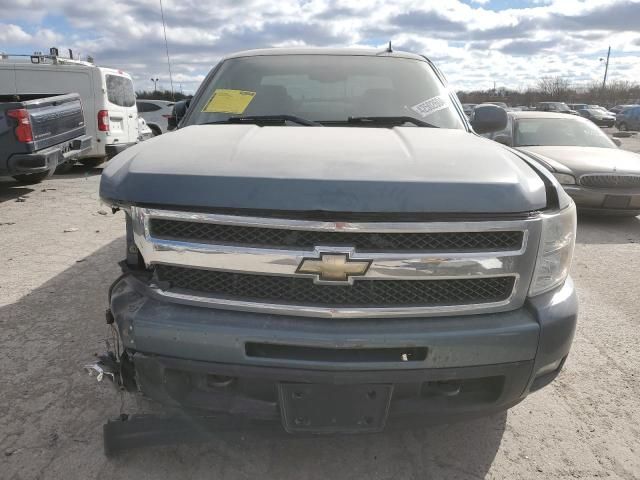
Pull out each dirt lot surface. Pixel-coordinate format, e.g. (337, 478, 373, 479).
(1, 133, 639, 479)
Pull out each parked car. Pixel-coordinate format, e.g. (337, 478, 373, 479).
(0, 93, 91, 183)
(482, 101, 509, 109)
(137, 117, 153, 141)
(615, 105, 640, 131)
(95, 48, 578, 454)
(0, 51, 139, 167)
(609, 104, 637, 115)
(577, 108, 615, 127)
(136, 99, 174, 135)
(535, 102, 578, 115)
(485, 111, 640, 216)
(568, 103, 588, 111)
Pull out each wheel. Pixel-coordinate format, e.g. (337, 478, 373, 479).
(150, 125, 162, 137)
(618, 123, 628, 131)
(12, 171, 50, 184)
(80, 157, 106, 168)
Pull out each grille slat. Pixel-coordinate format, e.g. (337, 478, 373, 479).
(155, 265, 515, 308)
(580, 174, 640, 189)
(150, 219, 523, 252)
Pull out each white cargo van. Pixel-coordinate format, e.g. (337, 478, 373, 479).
(0, 54, 139, 166)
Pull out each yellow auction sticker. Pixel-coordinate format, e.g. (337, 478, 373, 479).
(202, 89, 256, 114)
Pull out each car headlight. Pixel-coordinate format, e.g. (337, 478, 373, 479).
(552, 173, 576, 185)
(529, 203, 576, 296)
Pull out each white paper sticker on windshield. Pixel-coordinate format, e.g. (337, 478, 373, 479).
(411, 96, 448, 118)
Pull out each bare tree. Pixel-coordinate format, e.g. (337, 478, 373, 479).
(536, 76, 572, 100)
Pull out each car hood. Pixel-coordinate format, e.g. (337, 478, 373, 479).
(100, 125, 547, 214)
(517, 146, 640, 175)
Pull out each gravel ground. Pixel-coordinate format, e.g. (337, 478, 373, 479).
(1, 133, 639, 479)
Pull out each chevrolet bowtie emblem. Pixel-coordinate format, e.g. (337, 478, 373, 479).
(296, 253, 371, 283)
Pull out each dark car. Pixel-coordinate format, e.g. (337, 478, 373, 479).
(578, 108, 615, 127)
(535, 102, 578, 115)
(615, 105, 640, 131)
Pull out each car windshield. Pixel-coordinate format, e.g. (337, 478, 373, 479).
(514, 117, 615, 148)
(188, 55, 465, 129)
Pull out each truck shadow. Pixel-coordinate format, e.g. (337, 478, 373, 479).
(0, 237, 506, 480)
(576, 214, 640, 245)
(49, 163, 104, 180)
(0, 178, 34, 203)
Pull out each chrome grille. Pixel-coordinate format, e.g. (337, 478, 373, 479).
(149, 219, 524, 252)
(580, 174, 640, 189)
(155, 265, 516, 308)
(132, 207, 541, 318)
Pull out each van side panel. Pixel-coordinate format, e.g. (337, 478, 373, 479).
(0, 65, 17, 96)
(12, 65, 102, 157)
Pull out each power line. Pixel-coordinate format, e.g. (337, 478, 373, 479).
(159, 0, 175, 100)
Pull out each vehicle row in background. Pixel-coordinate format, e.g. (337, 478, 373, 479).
(0, 49, 139, 172)
(482, 111, 640, 216)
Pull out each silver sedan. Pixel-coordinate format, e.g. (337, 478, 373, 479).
(484, 111, 640, 216)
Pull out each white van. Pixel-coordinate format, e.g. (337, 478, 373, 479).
(0, 54, 139, 166)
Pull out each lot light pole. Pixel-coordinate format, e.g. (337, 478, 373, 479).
(600, 46, 611, 91)
(151, 77, 159, 93)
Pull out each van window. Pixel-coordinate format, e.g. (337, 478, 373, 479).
(106, 75, 135, 107)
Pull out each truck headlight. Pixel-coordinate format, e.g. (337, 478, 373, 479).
(552, 173, 576, 185)
(529, 203, 576, 296)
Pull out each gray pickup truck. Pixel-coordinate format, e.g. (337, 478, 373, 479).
(1, 93, 91, 183)
(97, 49, 577, 445)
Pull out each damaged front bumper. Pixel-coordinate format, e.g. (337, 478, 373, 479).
(94, 272, 577, 435)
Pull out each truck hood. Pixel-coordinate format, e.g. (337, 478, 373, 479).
(517, 146, 640, 176)
(100, 125, 547, 214)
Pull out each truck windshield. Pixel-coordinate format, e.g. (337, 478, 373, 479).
(188, 55, 465, 129)
(514, 118, 615, 148)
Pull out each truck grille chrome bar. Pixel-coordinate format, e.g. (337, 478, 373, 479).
(132, 207, 541, 318)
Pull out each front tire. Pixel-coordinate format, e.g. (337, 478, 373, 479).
(12, 171, 50, 184)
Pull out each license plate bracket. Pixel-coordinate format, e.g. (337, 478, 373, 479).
(278, 383, 393, 434)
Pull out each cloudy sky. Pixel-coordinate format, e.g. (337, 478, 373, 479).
(1, 0, 639, 94)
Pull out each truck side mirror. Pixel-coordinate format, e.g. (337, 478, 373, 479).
(168, 99, 192, 130)
(471, 105, 508, 134)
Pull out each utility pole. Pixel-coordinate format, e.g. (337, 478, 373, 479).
(601, 46, 611, 91)
(159, 0, 175, 100)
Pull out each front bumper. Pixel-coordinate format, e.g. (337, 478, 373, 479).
(5, 135, 92, 175)
(109, 274, 577, 428)
(563, 185, 640, 215)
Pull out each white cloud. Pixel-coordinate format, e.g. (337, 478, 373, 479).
(0, 23, 32, 44)
(1, 0, 639, 93)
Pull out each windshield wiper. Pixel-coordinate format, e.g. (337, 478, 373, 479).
(203, 115, 323, 126)
(346, 116, 438, 128)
